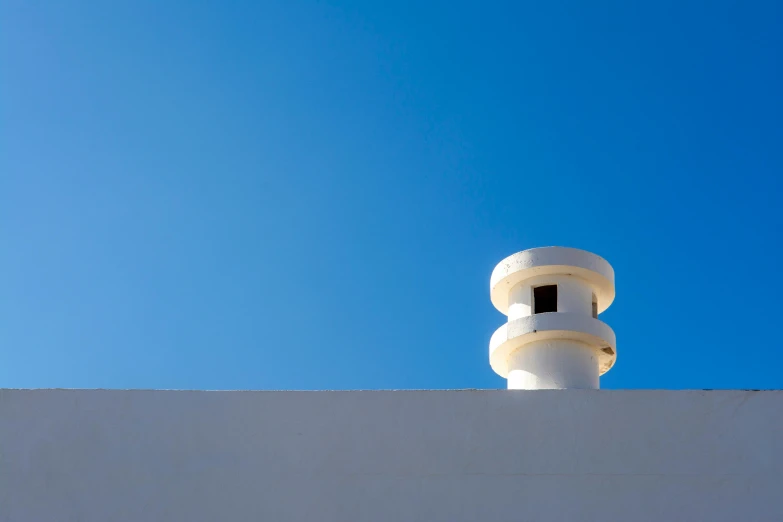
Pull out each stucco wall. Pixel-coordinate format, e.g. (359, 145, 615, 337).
(1, 389, 781, 521)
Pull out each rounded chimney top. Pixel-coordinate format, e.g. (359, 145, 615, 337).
(488, 246, 617, 390)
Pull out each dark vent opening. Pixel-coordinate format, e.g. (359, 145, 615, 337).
(533, 285, 557, 314)
(592, 294, 598, 318)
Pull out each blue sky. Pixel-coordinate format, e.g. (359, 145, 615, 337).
(2, 1, 781, 390)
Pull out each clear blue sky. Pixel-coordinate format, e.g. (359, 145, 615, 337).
(2, 1, 781, 390)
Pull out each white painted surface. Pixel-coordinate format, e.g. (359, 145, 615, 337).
(489, 247, 616, 389)
(489, 313, 615, 378)
(507, 282, 531, 320)
(507, 340, 599, 389)
(556, 277, 594, 315)
(507, 275, 595, 320)
(1, 389, 782, 522)
(490, 247, 614, 314)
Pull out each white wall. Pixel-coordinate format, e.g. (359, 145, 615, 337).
(1, 389, 781, 522)
(507, 275, 596, 320)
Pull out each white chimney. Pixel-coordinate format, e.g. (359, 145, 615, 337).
(489, 247, 617, 390)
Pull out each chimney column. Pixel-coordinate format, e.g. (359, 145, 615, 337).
(488, 247, 617, 390)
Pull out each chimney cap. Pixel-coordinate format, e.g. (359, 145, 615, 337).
(490, 246, 615, 315)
